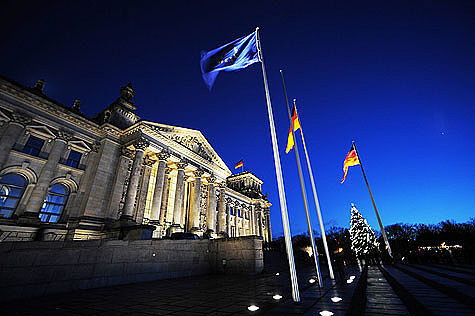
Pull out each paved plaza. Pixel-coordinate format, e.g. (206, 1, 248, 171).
(4, 262, 475, 315)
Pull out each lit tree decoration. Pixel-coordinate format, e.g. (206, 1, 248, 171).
(349, 203, 379, 259)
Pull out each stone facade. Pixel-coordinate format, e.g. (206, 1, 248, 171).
(0, 75, 272, 242)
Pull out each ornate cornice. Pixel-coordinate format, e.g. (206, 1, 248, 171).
(0, 81, 106, 137)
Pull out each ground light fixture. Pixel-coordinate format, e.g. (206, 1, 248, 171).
(346, 279, 353, 284)
(349, 275, 355, 280)
(273, 294, 282, 300)
(309, 278, 316, 284)
(319, 311, 334, 316)
(331, 296, 342, 303)
(275, 272, 280, 276)
(248, 305, 259, 312)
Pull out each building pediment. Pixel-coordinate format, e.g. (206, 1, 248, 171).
(139, 121, 231, 175)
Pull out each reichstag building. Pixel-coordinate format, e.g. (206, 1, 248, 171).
(0, 74, 272, 242)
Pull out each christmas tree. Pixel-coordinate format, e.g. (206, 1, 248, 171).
(349, 204, 380, 259)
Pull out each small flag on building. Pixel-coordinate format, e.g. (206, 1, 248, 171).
(341, 143, 360, 183)
(285, 105, 301, 153)
(200, 31, 259, 90)
(234, 160, 244, 169)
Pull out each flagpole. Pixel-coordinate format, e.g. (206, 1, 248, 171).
(256, 27, 300, 302)
(280, 70, 322, 288)
(295, 100, 335, 280)
(352, 141, 393, 258)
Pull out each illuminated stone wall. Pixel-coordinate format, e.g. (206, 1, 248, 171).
(0, 236, 263, 301)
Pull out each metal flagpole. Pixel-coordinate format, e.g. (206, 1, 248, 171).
(352, 141, 393, 258)
(280, 71, 323, 288)
(255, 27, 300, 302)
(295, 103, 335, 280)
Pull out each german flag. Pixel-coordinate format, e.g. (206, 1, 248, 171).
(285, 105, 301, 153)
(341, 143, 360, 183)
(234, 160, 243, 169)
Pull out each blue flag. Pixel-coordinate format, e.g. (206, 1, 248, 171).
(200, 31, 260, 90)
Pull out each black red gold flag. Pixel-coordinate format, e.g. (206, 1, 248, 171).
(341, 143, 360, 183)
(234, 160, 243, 169)
(285, 106, 301, 153)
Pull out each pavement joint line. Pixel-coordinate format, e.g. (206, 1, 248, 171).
(378, 264, 434, 316)
(406, 264, 475, 286)
(429, 264, 475, 276)
(392, 264, 475, 310)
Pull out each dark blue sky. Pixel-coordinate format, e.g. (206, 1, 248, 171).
(2, 1, 474, 237)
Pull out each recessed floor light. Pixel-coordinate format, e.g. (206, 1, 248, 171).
(331, 296, 342, 302)
(346, 279, 353, 284)
(273, 294, 282, 300)
(320, 311, 334, 316)
(275, 272, 280, 276)
(309, 278, 316, 284)
(248, 305, 259, 312)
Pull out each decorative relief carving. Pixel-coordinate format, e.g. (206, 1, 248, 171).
(157, 151, 170, 161)
(169, 134, 214, 162)
(57, 129, 74, 141)
(208, 176, 216, 184)
(194, 169, 205, 177)
(91, 141, 101, 153)
(200, 183, 209, 230)
(121, 146, 135, 159)
(164, 167, 171, 175)
(133, 137, 150, 151)
(177, 161, 188, 170)
(148, 125, 173, 133)
(11, 111, 32, 126)
(143, 155, 156, 167)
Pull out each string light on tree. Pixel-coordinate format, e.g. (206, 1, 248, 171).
(349, 204, 380, 264)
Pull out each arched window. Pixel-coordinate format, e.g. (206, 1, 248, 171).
(0, 174, 27, 218)
(39, 183, 70, 223)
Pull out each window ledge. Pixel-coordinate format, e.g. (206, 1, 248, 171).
(10, 148, 49, 163)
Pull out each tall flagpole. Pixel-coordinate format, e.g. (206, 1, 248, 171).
(295, 103, 335, 280)
(280, 71, 322, 288)
(255, 27, 300, 302)
(352, 141, 393, 258)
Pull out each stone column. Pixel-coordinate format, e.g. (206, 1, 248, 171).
(250, 206, 256, 235)
(258, 212, 263, 237)
(254, 206, 259, 236)
(0, 112, 31, 169)
(121, 138, 149, 221)
(159, 168, 171, 224)
(21, 132, 70, 222)
(190, 169, 204, 232)
(150, 152, 169, 223)
(172, 161, 187, 229)
(226, 201, 231, 236)
(217, 183, 226, 233)
(206, 177, 217, 232)
(265, 209, 272, 242)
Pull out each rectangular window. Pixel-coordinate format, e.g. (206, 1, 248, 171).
(23, 135, 44, 157)
(65, 150, 82, 168)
